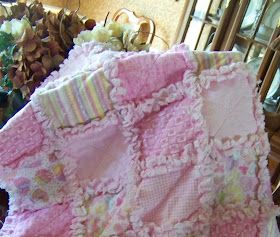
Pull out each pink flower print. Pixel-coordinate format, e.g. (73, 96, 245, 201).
(14, 177, 30, 195)
(239, 165, 248, 175)
(116, 197, 123, 206)
(35, 169, 53, 184)
(31, 188, 49, 202)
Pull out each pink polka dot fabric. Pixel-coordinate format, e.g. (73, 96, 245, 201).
(0, 42, 278, 237)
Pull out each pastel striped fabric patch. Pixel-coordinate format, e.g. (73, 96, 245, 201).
(194, 51, 243, 73)
(35, 51, 242, 128)
(37, 69, 113, 128)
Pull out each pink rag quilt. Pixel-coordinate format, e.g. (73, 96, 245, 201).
(0, 42, 278, 237)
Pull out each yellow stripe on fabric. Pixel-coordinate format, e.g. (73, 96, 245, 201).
(71, 73, 92, 121)
(43, 91, 65, 127)
(36, 70, 114, 128)
(233, 52, 242, 62)
(54, 85, 73, 126)
(78, 72, 97, 119)
(221, 53, 229, 66)
(194, 52, 204, 72)
(193, 53, 199, 71)
(210, 53, 215, 68)
(65, 81, 84, 124)
(87, 72, 105, 117)
(47, 94, 62, 125)
(94, 70, 112, 111)
(46, 75, 78, 127)
(210, 53, 216, 68)
(67, 78, 84, 123)
(194, 51, 243, 72)
(101, 76, 111, 91)
(92, 72, 106, 113)
(39, 96, 55, 122)
(214, 53, 222, 68)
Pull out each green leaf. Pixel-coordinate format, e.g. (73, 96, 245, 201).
(2, 44, 16, 67)
(0, 31, 15, 51)
(1, 53, 13, 73)
(7, 44, 17, 56)
(0, 74, 12, 90)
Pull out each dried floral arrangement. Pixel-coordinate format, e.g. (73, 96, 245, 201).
(0, 1, 95, 127)
(74, 20, 151, 52)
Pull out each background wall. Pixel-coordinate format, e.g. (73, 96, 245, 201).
(40, 0, 66, 8)
(40, 0, 189, 50)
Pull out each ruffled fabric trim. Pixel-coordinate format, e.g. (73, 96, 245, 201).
(200, 62, 270, 155)
(171, 44, 198, 73)
(85, 177, 123, 199)
(199, 61, 278, 236)
(210, 131, 269, 157)
(113, 81, 186, 128)
(31, 98, 90, 237)
(199, 62, 252, 89)
(30, 98, 57, 146)
(1, 44, 276, 236)
(183, 68, 214, 235)
(53, 110, 124, 237)
(0, 100, 62, 235)
(103, 44, 197, 107)
(103, 49, 216, 235)
(1, 99, 58, 213)
(135, 76, 210, 178)
(210, 202, 280, 237)
(56, 151, 87, 237)
(199, 61, 269, 153)
(210, 200, 279, 223)
(103, 56, 125, 104)
(54, 110, 119, 138)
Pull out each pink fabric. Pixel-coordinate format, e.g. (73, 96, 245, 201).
(201, 67, 257, 138)
(1, 203, 72, 237)
(136, 165, 201, 225)
(0, 43, 277, 237)
(114, 51, 194, 103)
(210, 218, 259, 237)
(138, 97, 201, 158)
(0, 104, 44, 168)
(63, 123, 129, 182)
